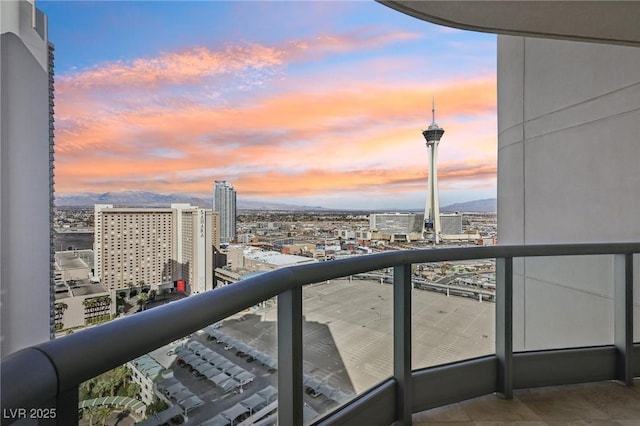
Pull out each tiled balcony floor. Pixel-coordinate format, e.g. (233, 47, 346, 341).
(412, 380, 640, 425)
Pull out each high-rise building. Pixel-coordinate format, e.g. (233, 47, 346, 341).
(94, 205, 176, 292)
(213, 180, 237, 244)
(93, 204, 219, 294)
(422, 101, 445, 243)
(174, 204, 219, 294)
(0, 0, 55, 358)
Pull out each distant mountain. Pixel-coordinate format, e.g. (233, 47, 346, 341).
(55, 191, 494, 212)
(441, 198, 496, 213)
(237, 200, 326, 211)
(55, 191, 210, 208)
(55, 191, 326, 211)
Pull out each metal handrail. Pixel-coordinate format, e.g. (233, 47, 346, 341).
(1, 242, 638, 422)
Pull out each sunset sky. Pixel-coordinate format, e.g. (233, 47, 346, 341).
(39, 1, 497, 210)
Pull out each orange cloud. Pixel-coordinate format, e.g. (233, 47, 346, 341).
(53, 30, 497, 205)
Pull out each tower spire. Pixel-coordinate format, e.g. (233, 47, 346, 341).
(422, 96, 445, 243)
(432, 97, 435, 124)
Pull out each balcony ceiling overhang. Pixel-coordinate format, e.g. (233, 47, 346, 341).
(379, 1, 640, 47)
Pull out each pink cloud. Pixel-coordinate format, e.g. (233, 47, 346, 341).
(53, 30, 497, 203)
(56, 29, 421, 93)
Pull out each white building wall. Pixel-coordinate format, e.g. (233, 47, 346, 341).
(0, 0, 52, 357)
(178, 206, 214, 294)
(93, 204, 113, 281)
(497, 36, 640, 349)
(171, 203, 192, 272)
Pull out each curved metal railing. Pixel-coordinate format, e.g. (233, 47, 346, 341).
(1, 243, 638, 425)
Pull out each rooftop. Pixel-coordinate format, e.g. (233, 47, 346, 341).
(55, 250, 93, 269)
(244, 249, 318, 267)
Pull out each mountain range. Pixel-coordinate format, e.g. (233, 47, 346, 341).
(55, 191, 496, 212)
(54, 191, 325, 211)
(440, 198, 496, 213)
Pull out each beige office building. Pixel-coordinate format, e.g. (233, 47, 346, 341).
(94, 205, 176, 291)
(94, 204, 219, 293)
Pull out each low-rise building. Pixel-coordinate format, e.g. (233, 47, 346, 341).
(128, 354, 173, 406)
(54, 250, 116, 332)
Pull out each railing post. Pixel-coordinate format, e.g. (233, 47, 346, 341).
(614, 253, 634, 386)
(55, 387, 78, 426)
(278, 287, 303, 426)
(393, 264, 412, 425)
(34, 386, 78, 426)
(496, 257, 513, 399)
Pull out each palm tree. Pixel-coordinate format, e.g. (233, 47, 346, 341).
(95, 406, 111, 426)
(136, 293, 148, 311)
(83, 405, 99, 426)
(80, 379, 96, 400)
(113, 366, 129, 385)
(126, 383, 141, 399)
(92, 378, 110, 398)
(54, 302, 68, 313)
(105, 375, 118, 397)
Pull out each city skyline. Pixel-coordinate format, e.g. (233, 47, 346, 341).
(39, 0, 497, 210)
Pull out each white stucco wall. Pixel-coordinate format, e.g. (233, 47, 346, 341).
(497, 36, 640, 349)
(0, 1, 51, 357)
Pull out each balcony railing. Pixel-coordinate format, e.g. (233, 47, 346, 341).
(1, 243, 638, 426)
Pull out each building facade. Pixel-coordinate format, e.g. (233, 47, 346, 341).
(0, 0, 54, 357)
(128, 355, 169, 407)
(496, 37, 640, 349)
(94, 204, 219, 294)
(94, 205, 177, 291)
(213, 180, 237, 244)
(369, 213, 420, 234)
(175, 204, 219, 294)
(440, 213, 463, 236)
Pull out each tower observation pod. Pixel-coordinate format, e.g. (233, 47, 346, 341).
(422, 100, 445, 243)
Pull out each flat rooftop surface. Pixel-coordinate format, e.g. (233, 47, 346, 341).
(413, 380, 640, 425)
(56, 251, 91, 268)
(70, 282, 109, 297)
(219, 277, 494, 394)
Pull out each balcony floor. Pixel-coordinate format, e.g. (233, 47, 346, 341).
(413, 380, 640, 425)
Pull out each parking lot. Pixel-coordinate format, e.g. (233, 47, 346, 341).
(144, 277, 494, 424)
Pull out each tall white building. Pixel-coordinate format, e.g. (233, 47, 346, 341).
(213, 180, 237, 244)
(174, 204, 219, 294)
(0, 0, 55, 358)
